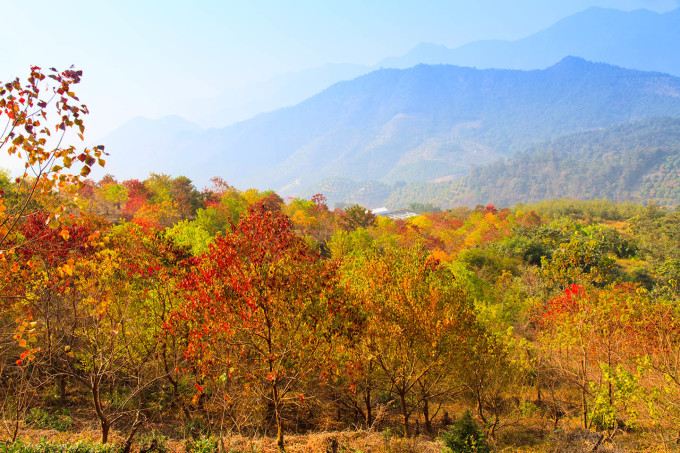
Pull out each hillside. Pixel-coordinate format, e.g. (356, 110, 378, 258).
(101, 58, 680, 192)
(384, 117, 680, 209)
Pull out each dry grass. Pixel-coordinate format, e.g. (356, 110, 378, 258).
(219, 431, 443, 453)
(13, 428, 444, 453)
(12, 425, 680, 452)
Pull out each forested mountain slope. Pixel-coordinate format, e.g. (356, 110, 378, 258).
(386, 118, 680, 208)
(154, 58, 680, 192)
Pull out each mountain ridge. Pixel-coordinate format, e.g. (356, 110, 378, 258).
(378, 7, 680, 76)
(99, 57, 680, 195)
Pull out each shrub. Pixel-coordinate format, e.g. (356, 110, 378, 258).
(25, 407, 73, 432)
(185, 436, 218, 453)
(138, 431, 170, 453)
(441, 411, 490, 453)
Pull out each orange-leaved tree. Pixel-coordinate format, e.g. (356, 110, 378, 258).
(341, 244, 478, 437)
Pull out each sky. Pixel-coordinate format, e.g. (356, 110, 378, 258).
(1, 0, 679, 142)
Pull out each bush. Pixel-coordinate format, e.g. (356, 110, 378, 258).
(185, 436, 218, 453)
(441, 411, 490, 453)
(25, 407, 73, 432)
(138, 431, 170, 453)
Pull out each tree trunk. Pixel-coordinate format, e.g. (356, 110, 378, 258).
(364, 384, 372, 427)
(399, 392, 410, 437)
(582, 355, 588, 430)
(272, 384, 284, 451)
(121, 411, 142, 453)
(57, 375, 67, 404)
(92, 379, 111, 444)
(101, 419, 110, 444)
(423, 398, 433, 434)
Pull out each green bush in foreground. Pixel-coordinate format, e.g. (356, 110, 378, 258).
(25, 407, 73, 432)
(441, 411, 490, 453)
(185, 436, 219, 453)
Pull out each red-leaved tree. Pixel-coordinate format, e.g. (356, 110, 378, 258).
(170, 204, 343, 449)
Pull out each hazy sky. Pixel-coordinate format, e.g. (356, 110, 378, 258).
(1, 0, 679, 140)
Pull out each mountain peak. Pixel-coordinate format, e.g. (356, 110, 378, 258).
(550, 55, 591, 67)
(546, 56, 619, 72)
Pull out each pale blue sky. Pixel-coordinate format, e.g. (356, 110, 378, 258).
(1, 0, 678, 140)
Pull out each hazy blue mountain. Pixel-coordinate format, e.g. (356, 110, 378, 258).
(193, 57, 680, 192)
(100, 58, 680, 196)
(180, 63, 370, 128)
(379, 7, 680, 76)
(102, 5, 680, 168)
(178, 7, 680, 131)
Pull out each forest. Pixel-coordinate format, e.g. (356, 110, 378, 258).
(3, 71, 680, 453)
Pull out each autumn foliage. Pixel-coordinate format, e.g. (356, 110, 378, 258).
(5, 67, 680, 452)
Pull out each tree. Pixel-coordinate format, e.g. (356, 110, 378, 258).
(170, 204, 344, 450)
(337, 205, 376, 232)
(0, 66, 105, 253)
(341, 245, 477, 437)
(0, 209, 102, 440)
(47, 223, 187, 444)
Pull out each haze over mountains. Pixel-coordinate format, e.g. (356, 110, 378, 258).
(98, 5, 680, 207)
(378, 7, 680, 75)
(163, 5, 680, 130)
(102, 58, 680, 190)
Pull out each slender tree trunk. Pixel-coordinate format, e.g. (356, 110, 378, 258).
(581, 354, 588, 430)
(101, 420, 110, 444)
(272, 384, 284, 451)
(92, 379, 111, 444)
(399, 391, 410, 437)
(476, 390, 489, 427)
(423, 398, 433, 434)
(364, 382, 372, 427)
(122, 411, 142, 453)
(57, 375, 67, 404)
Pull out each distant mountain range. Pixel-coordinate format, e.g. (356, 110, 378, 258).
(100, 58, 680, 198)
(96, 6, 680, 208)
(165, 6, 680, 130)
(379, 7, 680, 76)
